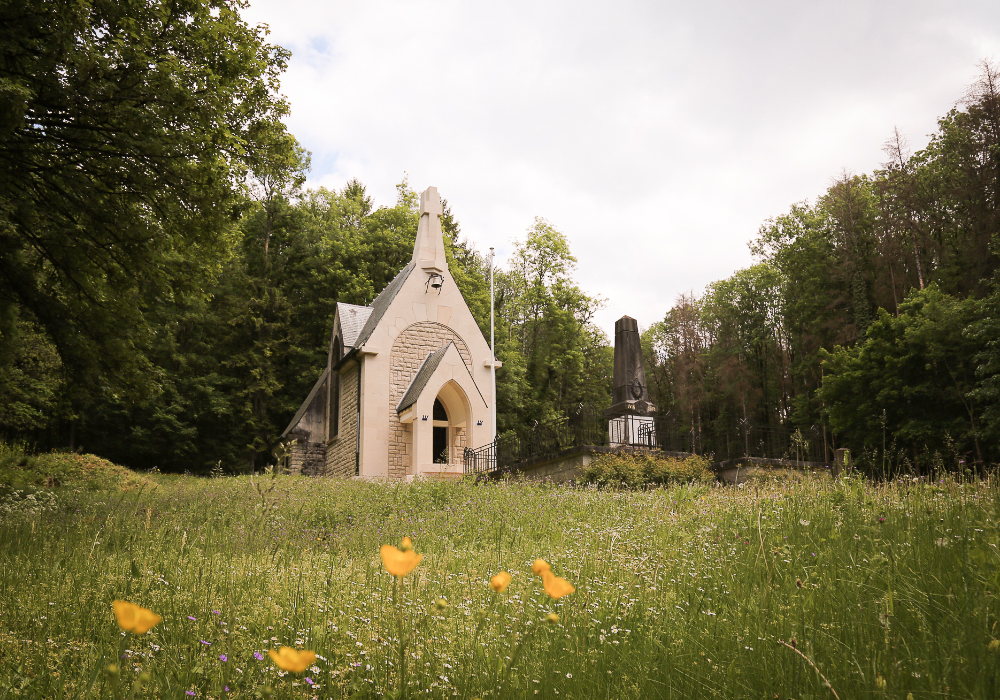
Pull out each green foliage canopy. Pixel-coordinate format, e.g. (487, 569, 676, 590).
(818, 286, 986, 471)
(0, 0, 294, 396)
(644, 60, 1000, 472)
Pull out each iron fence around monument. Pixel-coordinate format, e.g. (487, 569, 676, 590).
(669, 423, 827, 464)
(462, 411, 644, 475)
(463, 410, 827, 475)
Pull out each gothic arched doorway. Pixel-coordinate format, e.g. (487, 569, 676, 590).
(431, 381, 471, 469)
(432, 398, 449, 464)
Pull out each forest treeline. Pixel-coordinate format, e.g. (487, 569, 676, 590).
(3, 163, 612, 471)
(0, 0, 611, 471)
(1, 0, 998, 474)
(643, 61, 1000, 473)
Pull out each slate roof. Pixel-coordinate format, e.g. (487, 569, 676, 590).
(280, 366, 330, 438)
(396, 342, 453, 413)
(286, 262, 418, 435)
(352, 262, 415, 349)
(336, 302, 373, 349)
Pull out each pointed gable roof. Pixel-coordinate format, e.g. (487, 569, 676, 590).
(339, 187, 451, 354)
(351, 261, 416, 349)
(396, 342, 488, 414)
(335, 302, 372, 349)
(280, 366, 330, 438)
(397, 342, 453, 413)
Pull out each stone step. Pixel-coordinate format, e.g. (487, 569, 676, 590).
(418, 471, 464, 482)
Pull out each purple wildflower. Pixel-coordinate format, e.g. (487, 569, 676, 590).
(219, 654, 228, 662)
(187, 616, 196, 621)
(200, 640, 211, 645)
(212, 610, 220, 615)
(254, 651, 264, 661)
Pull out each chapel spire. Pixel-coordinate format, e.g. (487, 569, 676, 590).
(412, 186, 447, 274)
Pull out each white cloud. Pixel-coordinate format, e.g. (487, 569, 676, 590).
(245, 0, 1000, 337)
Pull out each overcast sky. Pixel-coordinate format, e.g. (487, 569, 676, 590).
(244, 0, 1000, 338)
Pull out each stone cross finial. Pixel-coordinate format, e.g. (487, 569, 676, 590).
(419, 187, 443, 217)
(412, 186, 447, 272)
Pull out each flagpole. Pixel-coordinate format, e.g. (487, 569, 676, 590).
(489, 247, 496, 443)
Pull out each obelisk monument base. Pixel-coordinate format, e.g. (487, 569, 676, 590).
(604, 315, 657, 447)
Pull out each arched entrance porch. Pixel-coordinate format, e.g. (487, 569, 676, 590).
(429, 381, 470, 470)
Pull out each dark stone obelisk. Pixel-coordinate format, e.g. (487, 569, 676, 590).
(605, 315, 656, 419)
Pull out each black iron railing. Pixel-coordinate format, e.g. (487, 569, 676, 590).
(646, 420, 826, 464)
(464, 412, 675, 475)
(464, 410, 827, 475)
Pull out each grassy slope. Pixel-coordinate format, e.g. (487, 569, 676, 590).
(0, 473, 998, 699)
(0, 448, 150, 492)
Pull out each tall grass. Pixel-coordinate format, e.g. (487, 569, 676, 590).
(0, 471, 998, 698)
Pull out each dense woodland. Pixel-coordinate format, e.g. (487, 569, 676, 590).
(1, 0, 998, 474)
(643, 62, 1000, 473)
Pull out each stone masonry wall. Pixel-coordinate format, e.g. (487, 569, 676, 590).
(293, 440, 327, 476)
(450, 426, 467, 468)
(325, 363, 359, 478)
(286, 430, 308, 475)
(388, 323, 471, 479)
(285, 375, 327, 476)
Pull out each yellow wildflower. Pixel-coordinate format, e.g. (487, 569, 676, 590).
(268, 647, 317, 673)
(531, 558, 551, 575)
(490, 571, 512, 593)
(112, 600, 161, 635)
(541, 570, 575, 599)
(545, 612, 560, 624)
(380, 538, 423, 577)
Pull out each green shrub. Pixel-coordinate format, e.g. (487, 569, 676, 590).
(581, 451, 714, 487)
(0, 442, 148, 491)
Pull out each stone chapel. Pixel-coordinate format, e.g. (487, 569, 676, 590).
(281, 186, 499, 480)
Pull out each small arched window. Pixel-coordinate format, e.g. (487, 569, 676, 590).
(433, 398, 448, 422)
(329, 337, 342, 439)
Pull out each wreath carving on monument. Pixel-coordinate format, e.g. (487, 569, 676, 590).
(630, 377, 644, 400)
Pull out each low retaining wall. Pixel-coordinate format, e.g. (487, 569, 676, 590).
(482, 446, 833, 484)
(712, 457, 831, 484)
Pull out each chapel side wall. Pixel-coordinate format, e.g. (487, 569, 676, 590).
(286, 377, 328, 476)
(325, 363, 359, 478)
(292, 441, 327, 476)
(388, 323, 472, 479)
(287, 431, 308, 475)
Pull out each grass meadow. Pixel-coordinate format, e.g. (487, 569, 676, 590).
(1, 467, 999, 699)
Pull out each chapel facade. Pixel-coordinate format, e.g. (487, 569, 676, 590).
(281, 186, 499, 480)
